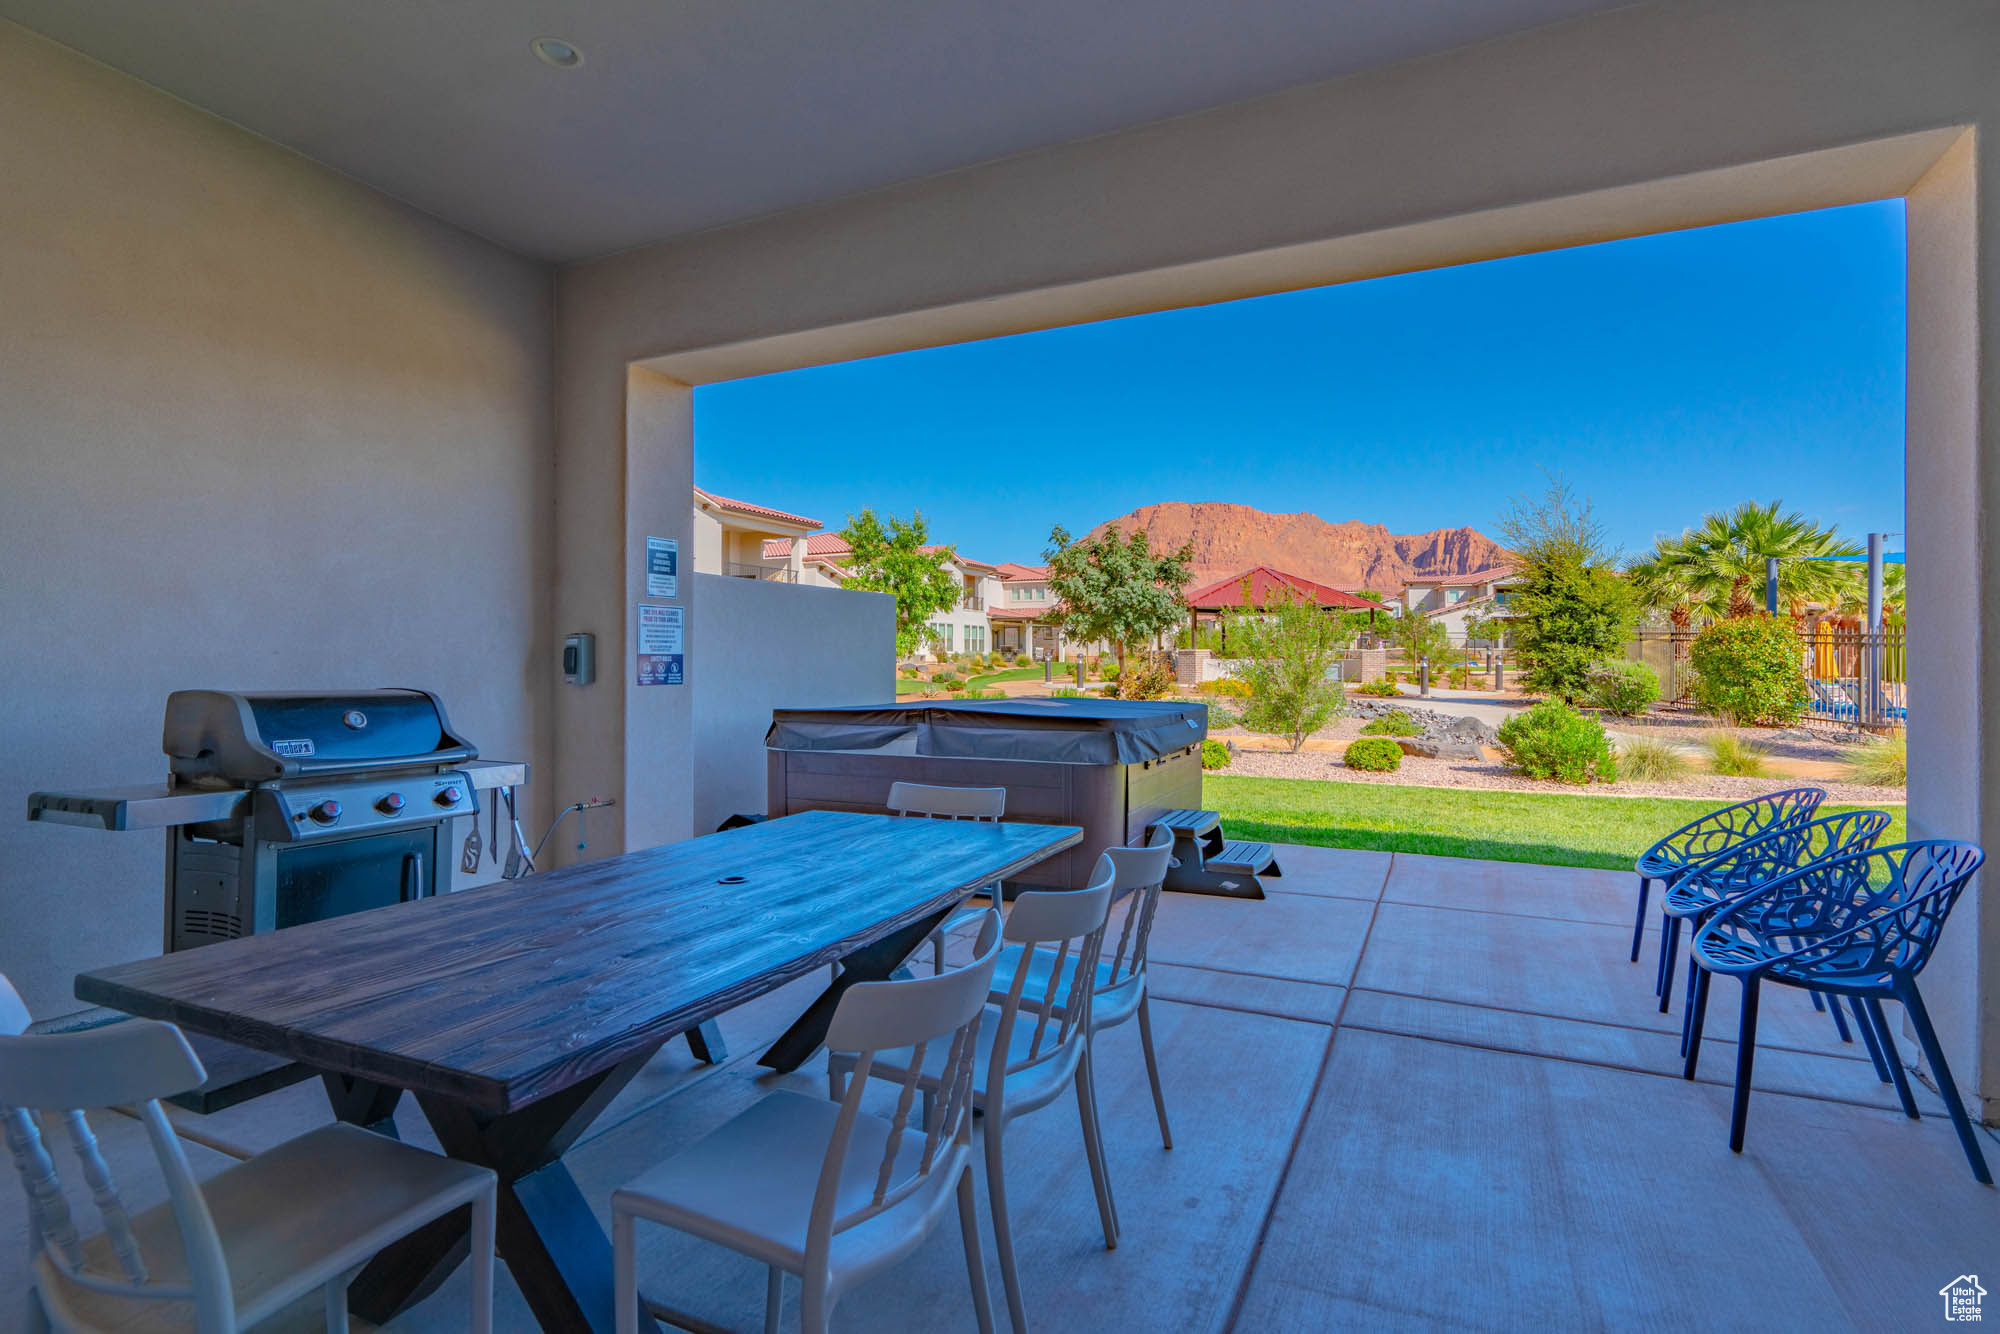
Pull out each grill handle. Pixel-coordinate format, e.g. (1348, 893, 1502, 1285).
(287, 747, 478, 779)
(402, 852, 425, 903)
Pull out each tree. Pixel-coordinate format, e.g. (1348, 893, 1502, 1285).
(1043, 523, 1194, 678)
(1463, 612, 1506, 648)
(1634, 501, 1859, 621)
(1498, 475, 1637, 702)
(837, 509, 962, 658)
(1388, 606, 1452, 663)
(1226, 587, 1350, 753)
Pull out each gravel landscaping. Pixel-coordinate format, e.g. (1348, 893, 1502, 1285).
(1211, 745, 1904, 805)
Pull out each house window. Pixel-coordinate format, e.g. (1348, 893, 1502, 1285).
(932, 623, 953, 652)
(966, 627, 985, 653)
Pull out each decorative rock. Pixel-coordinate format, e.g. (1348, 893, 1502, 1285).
(1348, 701, 1499, 759)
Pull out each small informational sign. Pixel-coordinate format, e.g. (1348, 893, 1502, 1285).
(645, 536, 679, 599)
(636, 604, 684, 686)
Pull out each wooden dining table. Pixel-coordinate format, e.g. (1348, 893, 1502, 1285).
(74, 808, 1082, 1334)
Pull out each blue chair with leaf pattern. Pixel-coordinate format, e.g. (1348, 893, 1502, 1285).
(1655, 808, 1893, 1028)
(1631, 788, 1826, 970)
(1684, 840, 1990, 1183)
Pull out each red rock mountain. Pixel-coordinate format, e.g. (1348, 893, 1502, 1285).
(1085, 501, 1510, 595)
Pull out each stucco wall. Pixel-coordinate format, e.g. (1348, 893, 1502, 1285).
(559, 0, 2000, 1107)
(688, 574, 894, 835)
(0, 24, 555, 1015)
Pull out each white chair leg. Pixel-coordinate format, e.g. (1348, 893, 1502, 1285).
(1074, 1049, 1120, 1249)
(984, 1120, 1029, 1334)
(614, 1208, 638, 1334)
(764, 1265, 783, 1334)
(470, 1185, 496, 1334)
(800, 1278, 832, 1334)
(324, 1276, 349, 1334)
(956, 1166, 996, 1334)
(1136, 994, 1173, 1150)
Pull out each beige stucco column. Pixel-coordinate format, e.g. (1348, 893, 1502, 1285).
(788, 535, 806, 581)
(1904, 129, 1998, 1121)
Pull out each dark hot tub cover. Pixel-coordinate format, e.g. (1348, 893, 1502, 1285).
(766, 698, 1208, 766)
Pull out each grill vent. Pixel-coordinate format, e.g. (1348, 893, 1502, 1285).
(179, 910, 242, 941)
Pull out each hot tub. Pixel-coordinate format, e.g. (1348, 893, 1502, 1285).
(765, 697, 1208, 892)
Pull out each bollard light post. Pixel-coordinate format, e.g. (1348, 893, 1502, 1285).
(1419, 656, 1431, 697)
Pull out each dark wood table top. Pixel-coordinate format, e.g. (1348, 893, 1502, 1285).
(76, 810, 1080, 1115)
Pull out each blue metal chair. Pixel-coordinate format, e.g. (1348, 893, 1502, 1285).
(1684, 840, 1990, 1183)
(1631, 788, 1826, 965)
(1655, 809, 1893, 1020)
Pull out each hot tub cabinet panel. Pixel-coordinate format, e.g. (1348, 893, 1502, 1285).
(765, 699, 1206, 892)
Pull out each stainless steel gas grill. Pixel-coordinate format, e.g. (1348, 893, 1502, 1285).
(29, 689, 527, 951)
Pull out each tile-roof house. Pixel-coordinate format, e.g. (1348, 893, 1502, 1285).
(692, 487, 822, 582)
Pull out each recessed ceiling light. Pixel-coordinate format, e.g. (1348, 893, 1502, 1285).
(530, 36, 584, 69)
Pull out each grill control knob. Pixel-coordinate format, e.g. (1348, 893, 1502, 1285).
(376, 793, 405, 815)
(308, 800, 342, 825)
(435, 786, 463, 807)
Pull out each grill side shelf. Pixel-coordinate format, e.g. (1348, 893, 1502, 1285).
(26, 786, 247, 831)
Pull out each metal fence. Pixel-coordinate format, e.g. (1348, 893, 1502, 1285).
(1632, 627, 1907, 732)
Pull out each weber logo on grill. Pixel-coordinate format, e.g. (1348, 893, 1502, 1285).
(271, 739, 316, 758)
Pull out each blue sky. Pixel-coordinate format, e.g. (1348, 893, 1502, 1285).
(694, 200, 1905, 564)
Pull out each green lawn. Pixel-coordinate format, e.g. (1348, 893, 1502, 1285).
(895, 666, 1048, 695)
(1205, 774, 1906, 871)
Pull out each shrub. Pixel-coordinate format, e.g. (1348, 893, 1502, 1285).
(1200, 739, 1232, 770)
(1205, 705, 1240, 729)
(1689, 616, 1810, 726)
(1585, 660, 1661, 717)
(944, 678, 967, 692)
(1344, 738, 1403, 772)
(1050, 687, 1083, 697)
(1496, 700, 1614, 784)
(1356, 679, 1401, 698)
(1704, 730, 1770, 777)
(933, 671, 958, 684)
(1843, 733, 1908, 787)
(1361, 711, 1421, 738)
(1446, 665, 1470, 690)
(1113, 659, 1177, 700)
(1199, 678, 1253, 698)
(1615, 736, 1691, 782)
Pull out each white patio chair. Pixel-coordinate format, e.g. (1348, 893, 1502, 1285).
(830, 864, 1117, 1334)
(0, 973, 496, 1334)
(613, 912, 1004, 1334)
(991, 824, 1177, 1153)
(885, 780, 1010, 974)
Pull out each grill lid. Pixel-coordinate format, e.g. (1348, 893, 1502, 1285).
(164, 689, 476, 784)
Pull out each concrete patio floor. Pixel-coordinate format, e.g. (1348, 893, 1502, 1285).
(7, 845, 1996, 1331)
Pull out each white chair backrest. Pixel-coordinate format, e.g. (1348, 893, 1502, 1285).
(990, 863, 1115, 1083)
(817, 911, 1004, 1244)
(0, 1015, 235, 1334)
(1101, 825, 1174, 993)
(887, 782, 1006, 822)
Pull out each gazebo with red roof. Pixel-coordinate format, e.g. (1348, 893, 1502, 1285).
(1184, 566, 1390, 647)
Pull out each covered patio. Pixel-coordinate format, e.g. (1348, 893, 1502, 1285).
(8, 845, 1988, 1331)
(5, 2, 2000, 1331)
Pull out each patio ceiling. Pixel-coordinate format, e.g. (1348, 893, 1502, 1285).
(0, 0, 1630, 261)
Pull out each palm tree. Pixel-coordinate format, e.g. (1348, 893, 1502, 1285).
(1626, 545, 1700, 633)
(1825, 559, 1906, 624)
(1636, 501, 1859, 621)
